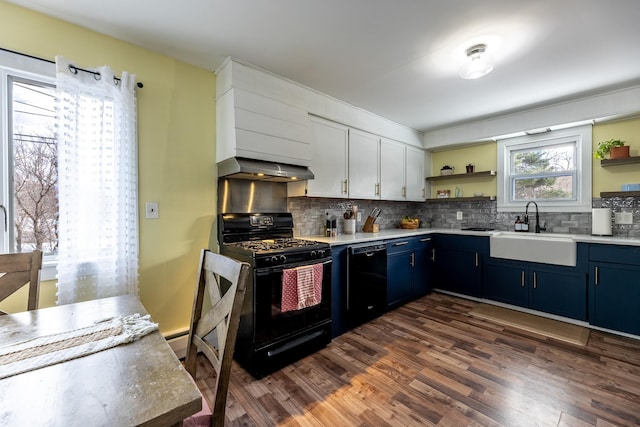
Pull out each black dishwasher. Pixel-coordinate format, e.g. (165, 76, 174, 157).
(347, 241, 387, 327)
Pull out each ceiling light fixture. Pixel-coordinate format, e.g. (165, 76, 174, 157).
(459, 44, 494, 80)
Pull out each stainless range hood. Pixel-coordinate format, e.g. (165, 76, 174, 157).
(217, 157, 314, 182)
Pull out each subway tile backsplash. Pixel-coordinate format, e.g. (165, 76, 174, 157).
(288, 196, 640, 238)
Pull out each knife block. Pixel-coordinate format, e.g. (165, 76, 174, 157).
(362, 216, 376, 232)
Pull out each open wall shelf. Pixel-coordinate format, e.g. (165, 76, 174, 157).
(425, 196, 496, 203)
(600, 156, 640, 167)
(600, 191, 640, 198)
(426, 170, 496, 181)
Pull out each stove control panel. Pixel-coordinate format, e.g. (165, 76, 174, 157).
(250, 215, 274, 228)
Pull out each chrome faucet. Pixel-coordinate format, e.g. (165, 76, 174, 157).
(525, 201, 546, 233)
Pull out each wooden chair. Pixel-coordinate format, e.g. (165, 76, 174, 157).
(0, 250, 43, 315)
(184, 249, 250, 427)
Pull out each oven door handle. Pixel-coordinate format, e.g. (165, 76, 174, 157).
(255, 259, 332, 276)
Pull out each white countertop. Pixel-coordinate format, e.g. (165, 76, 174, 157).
(300, 228, 640, 247)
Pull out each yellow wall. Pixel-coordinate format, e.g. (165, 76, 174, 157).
(0, 2, 216, 335)
(592, 117, 640, 195)
(430, 142, 497, 198)
(430, 118, 640, 198)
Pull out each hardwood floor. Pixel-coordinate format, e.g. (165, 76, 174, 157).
(191, 293, 640, 426)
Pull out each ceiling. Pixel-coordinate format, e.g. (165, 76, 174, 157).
(9, 0, 640, 133)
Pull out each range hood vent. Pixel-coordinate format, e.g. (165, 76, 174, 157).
(217, 157, 314, 182)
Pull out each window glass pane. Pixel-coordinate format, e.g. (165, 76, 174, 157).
(512, 175, 574, 201)
(11, 79, 58, 256)
(511, 143, 575, 174)
(510, 142, 576, 202)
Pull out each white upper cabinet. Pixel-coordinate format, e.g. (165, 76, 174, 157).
(289, 117, 348, 198)
(380, 138, 406, 201)
(380, 138, 426, 202)
(348, 128, 380, 199)
(289, 117, 425, 201)
(405, 145, 426, 201)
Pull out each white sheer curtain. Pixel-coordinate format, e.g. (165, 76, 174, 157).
(55, 56, 139, 305)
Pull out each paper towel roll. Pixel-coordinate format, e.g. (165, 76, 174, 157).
(592, 208, 612, 236)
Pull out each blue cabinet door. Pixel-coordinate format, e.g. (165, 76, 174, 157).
(386, 239, 413, 309)
(330, 245, 348, 338)
(530, 267, 587, 321)
(434, 246, 482, 297)
(386, 249, 413, 308)
(413, 236, 433, 297)
(433, 234, 484, 297)
(589, 262, 640, 335)
(484, 260, 528, 307)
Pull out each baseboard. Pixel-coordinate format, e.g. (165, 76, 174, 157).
(166, 332, 189, 360)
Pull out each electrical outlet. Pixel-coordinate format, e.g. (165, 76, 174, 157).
(456, 211, 463, 220)
(615, 211, 633, 225)
(357, 211, 362, 221)
(324, 209, 330, 217)
(145, 202, 159, 219)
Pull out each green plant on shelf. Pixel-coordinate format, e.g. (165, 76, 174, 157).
(594, 139, 626, 159)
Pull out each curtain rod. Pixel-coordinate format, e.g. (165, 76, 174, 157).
(1, 47, 144, 88)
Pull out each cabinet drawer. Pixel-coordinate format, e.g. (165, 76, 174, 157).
(386, 238, 413, 254)
(433, 234, 485, 251)
(590, 244, 640, 266)
(412, 235, 432, 251)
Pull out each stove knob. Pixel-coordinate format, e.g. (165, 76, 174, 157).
(279, 255, 287, 264)
(269, 256, 279, 265)
(317, 249, 325, 258)
(310, 250, 317, 259)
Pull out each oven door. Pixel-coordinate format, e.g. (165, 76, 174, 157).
(253, 258, 332, 348)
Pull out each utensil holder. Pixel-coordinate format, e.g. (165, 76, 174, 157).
(344, 218, 356, 234)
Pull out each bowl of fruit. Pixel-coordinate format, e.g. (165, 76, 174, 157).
(400, 216, 420, 229)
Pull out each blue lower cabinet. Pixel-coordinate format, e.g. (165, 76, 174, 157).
(413, 236, 433, 298)
(330, 245, 348, 338)
(385, 236, 434, 310)
(433, 234, 485, 298)
(589, 262, 640, 336)
(386, 243, 413, 309)
(588, 244, 640, 335)
(483, 258, 587, 321)
(530, 267, 587, 320)
(484, 260, 529, 307)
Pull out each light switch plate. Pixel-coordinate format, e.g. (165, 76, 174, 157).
(456, 211, 463, 220)
(615, 211, 633, 225)
(145, 202, 159, 219)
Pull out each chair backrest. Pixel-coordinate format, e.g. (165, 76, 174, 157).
(185, 249, 250, 427)
(0, 250, 43, 315)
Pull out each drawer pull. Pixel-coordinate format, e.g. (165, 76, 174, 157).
(594, 266, 599, 285)
(394, 241, 409, 246)
(521, 270, 525, 287)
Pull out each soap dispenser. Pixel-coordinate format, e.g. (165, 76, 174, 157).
(515, 216, 522, 232)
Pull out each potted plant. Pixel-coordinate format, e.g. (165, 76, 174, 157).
(594, 139, 629, 159)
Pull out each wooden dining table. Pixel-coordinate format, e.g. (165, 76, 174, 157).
(0, 294, 202, 426)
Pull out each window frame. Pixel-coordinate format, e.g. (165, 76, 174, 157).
(497, 124, 592, 213)
(1, 50, 56, 280)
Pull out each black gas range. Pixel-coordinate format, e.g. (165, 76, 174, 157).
(218, 213, 332, 378)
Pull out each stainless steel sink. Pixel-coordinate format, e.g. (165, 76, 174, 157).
(489, 232, 577, 266)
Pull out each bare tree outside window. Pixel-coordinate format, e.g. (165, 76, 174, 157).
(11, 80, 58, 256)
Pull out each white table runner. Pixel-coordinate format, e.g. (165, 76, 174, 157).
(0, 313, 158, 379)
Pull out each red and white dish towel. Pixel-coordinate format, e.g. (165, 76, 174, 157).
(281, 263, 323, 313)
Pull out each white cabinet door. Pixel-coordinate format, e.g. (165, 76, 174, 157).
(405, 145, 425, 201)
(380, 138, 405, 201)
(302, 117, 348, 198)
(348, 129, 380, 199)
